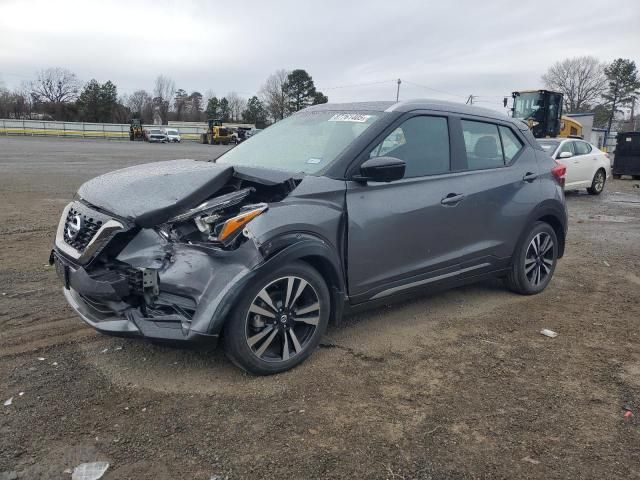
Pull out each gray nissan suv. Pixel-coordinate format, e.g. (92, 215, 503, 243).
(51, 100, 568, 374)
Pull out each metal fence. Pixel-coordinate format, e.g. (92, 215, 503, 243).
(0, 119, 207, 141)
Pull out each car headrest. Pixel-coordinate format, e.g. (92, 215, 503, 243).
(474, 135, 499, 158)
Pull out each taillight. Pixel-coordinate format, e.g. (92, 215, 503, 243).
(552, 160, 566, 187)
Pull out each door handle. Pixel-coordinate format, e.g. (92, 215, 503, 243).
(441, 193, 465, 206)
(523, 172, 538, 183)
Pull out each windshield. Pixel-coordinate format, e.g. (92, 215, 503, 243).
(537, 140, 560, 153)
(513, 92, 545, 122)
(150, 129, 162, 134)
(167, 130, 178, 135)
(218, 111, 382, 174)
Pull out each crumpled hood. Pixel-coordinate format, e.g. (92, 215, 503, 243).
(77, 159, 234, 227)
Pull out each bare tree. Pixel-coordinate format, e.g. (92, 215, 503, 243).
(259, 69, 290, 121)
(0, 81, 34, 119)
(542, 56, 608, 112)
(30, 67, 81, 103)
(126, 90, 153, 121)
(153, 75, 175, 125)
(226, 92, 246, 122)
(128, 90, 152, 113)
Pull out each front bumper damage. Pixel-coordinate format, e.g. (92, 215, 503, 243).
(52, 202, 264, 345)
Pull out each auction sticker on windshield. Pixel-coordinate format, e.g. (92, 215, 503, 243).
(328, 113, 372, 122)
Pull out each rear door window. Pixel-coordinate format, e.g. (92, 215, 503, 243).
(461, 120, 504, 170)
(498, 126, 524, 162)
(574, 141, 592, 155)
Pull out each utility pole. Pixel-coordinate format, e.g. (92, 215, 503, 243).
(396, 79, 401, 102)
(466, 94, 474, 105)
(631, 96, 636, 131)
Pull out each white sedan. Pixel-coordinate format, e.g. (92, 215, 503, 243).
(538, 138, 611, 195)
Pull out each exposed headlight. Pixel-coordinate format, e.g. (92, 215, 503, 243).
(168, 188, 253, 223)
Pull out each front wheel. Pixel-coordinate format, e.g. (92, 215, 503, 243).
(587, 169, 606, 195)
(223, 261, 330, 375)
(505, 222, 558, 295)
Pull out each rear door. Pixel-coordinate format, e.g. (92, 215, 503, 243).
(573, 140, 596, 184)
(454, 117, 541, 264)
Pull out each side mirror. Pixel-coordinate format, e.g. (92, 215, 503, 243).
(355, 156, 405, 183)
(558, 151, 573, 159)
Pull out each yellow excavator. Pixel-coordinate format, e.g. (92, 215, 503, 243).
(201, 119, 233, 145)
(511, 90, 582, 139)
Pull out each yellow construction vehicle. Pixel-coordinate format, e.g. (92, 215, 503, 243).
(129, 119, 144, 141)
(511, 90, 582, 139)
(201, 119, 233, 145)
(559, 116, 583, 138)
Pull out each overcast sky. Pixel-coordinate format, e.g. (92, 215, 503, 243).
(1, 0, 639, 112)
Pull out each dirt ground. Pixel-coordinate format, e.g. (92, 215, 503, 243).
(1, 136, 639, 480)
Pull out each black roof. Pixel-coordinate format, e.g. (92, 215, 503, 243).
(304, 98, 521, 126)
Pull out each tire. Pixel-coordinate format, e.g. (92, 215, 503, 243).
(223, 261, 330, 375)
(505, 221, 558, 295)
(587, 168, 606, 195)
(613, 174, 621, 179)
(634, 176, 640, 181)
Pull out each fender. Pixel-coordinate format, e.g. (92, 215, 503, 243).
(206, 233, 347, 335)
(520, 199, 568, 258)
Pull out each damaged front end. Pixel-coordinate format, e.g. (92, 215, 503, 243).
(51, 160, 301, 344)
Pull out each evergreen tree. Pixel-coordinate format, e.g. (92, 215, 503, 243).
(219, 97, 230, 121)
(284, 69, 319, 112)
(312, 91, 328, 105)
(242, 96, 268, 124)
(206, 96, 220, 119)
(603, 58, 640, 134)
(174, 89, 188, 120)
(76, 79, 101, 122)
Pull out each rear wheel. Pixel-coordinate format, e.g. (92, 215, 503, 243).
(505, 222, 558, 295)
(587, 169, 606, 195)
(613, 174, 621, 179)
(223, 261, 330, 375)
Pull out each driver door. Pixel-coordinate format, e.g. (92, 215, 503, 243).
(345, 114, 478, 301)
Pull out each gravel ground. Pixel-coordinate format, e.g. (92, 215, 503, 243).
(1, 136, 639, 479)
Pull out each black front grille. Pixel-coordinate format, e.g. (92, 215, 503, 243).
(63, 207, 103, 251)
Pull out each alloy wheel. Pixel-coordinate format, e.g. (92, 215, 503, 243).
(524, 232, 555, 287)
(594, 171, 605, 192)
(245, 276, 321, 363)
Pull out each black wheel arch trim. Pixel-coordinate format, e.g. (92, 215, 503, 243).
(521, 200, 568, 259)
(207, 233, 346, 336)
